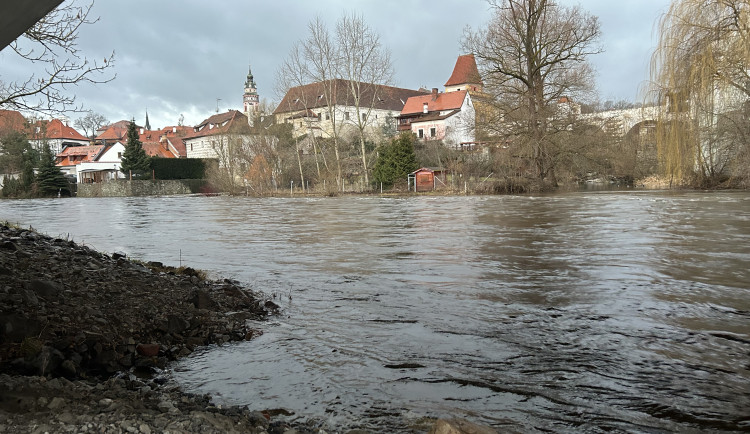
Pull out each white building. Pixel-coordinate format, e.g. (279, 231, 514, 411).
(397, 54, 482, 149)
(273, 79, 427, 141)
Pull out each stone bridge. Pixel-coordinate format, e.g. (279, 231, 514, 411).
(578, 105, 661, 137)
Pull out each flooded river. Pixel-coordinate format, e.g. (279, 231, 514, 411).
(2, 191, 749, 432)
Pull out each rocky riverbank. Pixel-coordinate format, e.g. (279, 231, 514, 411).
(0, 223, 311, 433)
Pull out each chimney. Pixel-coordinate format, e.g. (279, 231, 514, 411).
(432, 88, 438, 101)
(139, 128, 144, 134)
(423, 102, 429, 114)
(172, 127, 177, 133)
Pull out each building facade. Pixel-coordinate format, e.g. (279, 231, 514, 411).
(273, 79, 427, 140)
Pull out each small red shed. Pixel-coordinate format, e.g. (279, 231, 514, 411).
(408, 167, 445, 192)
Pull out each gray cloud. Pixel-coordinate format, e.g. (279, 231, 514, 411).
(2, 0, 670, 129)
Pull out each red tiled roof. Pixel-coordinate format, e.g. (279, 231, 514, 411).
(167, 137, 187, 157)
(185, 110, 251, 139)
(401, 90, 468, 115)
(273, 79, 427, 115)
(142, 141, 177, 158)
(55, 145, 105, 166)
(30, 119, 88, 141)
(0, 110, 26, 133)
(445, 54, 482, 87)
(96, 120, 133, 141)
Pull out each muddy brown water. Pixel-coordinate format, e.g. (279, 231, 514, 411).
(3, 191, 749, 432)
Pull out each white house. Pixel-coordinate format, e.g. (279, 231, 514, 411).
(184, 110, 253, 160)
(75, 142, 126, 183)
(398, 89, 476, 149)
(397, 54, 482, 149)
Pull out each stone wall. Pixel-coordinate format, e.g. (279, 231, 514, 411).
(77, 180, 201, 197)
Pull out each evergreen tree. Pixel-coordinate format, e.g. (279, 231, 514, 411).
(35, 143, 70, 197)
(0, 132, 38, 197)
(372, 133, 418, 188)
(120, 120, 151, 179)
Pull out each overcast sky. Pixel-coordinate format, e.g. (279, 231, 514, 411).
(2, 0, 671, 130)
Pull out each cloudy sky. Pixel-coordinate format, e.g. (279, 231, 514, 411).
(2, 0, 671, 130)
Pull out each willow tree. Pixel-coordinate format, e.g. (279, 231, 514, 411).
(650, 0, 750, 185)
(463, 0, 601, 186)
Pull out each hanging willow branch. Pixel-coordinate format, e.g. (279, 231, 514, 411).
(649, 0, 750, 184)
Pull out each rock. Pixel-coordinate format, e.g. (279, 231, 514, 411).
(191, 290, 217, 310)
(157, 400, 173, 413)
(136, 343, 160, 357)
(0, 314, 42, 342)
(112, 251, 127, 260)
(0, 240, 18, 251)
(57, 412, 76, 424)
(30, 346, 65, 376)
(166, 315, 190, 334)
(25, 279, 62, 298)
(60, 359, 77, 376)
(429, 419, 498, 434)
(47, 397, 66, 411)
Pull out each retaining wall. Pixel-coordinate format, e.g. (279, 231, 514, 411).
(77, 180, 206, 197)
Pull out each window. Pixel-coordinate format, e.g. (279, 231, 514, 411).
(345, 112, 350, 121)
(325, 113, 330, 120)
(362, 113, 367, 121)
(418, 129, 424, 138)
(117, 152, 122, 158)
(430, 127, 436, 138)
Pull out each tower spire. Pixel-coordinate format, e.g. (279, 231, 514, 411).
(243, 63, 260, 122)
(145, 110, 151, 130)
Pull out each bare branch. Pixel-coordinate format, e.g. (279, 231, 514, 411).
(0, 0, 115, 117)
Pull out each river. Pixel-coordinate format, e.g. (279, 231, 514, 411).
(2, 191, 749, 432)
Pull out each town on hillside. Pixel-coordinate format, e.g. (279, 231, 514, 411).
(0, 55, 668, 197)
(2, 0, 748, 197)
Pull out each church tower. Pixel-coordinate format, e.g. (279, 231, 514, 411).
(243, 65, 259, 120)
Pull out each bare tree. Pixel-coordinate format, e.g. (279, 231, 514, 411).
(276, 47, 311, 190)
(277, 14, 394, 189)
(337, 13, 394, 186)
(302, 17, 344, 186)
(649, 0, 750, 186)
(463, 0, 601, 185)
(73, 110, 107, 139)
(0, 1, 115, 116)
(207, 133, 249, 194)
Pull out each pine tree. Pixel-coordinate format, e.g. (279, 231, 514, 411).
(372, 133, 418, 188)
(35, 143, 70, 197)
(120, 120, 151, 179)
